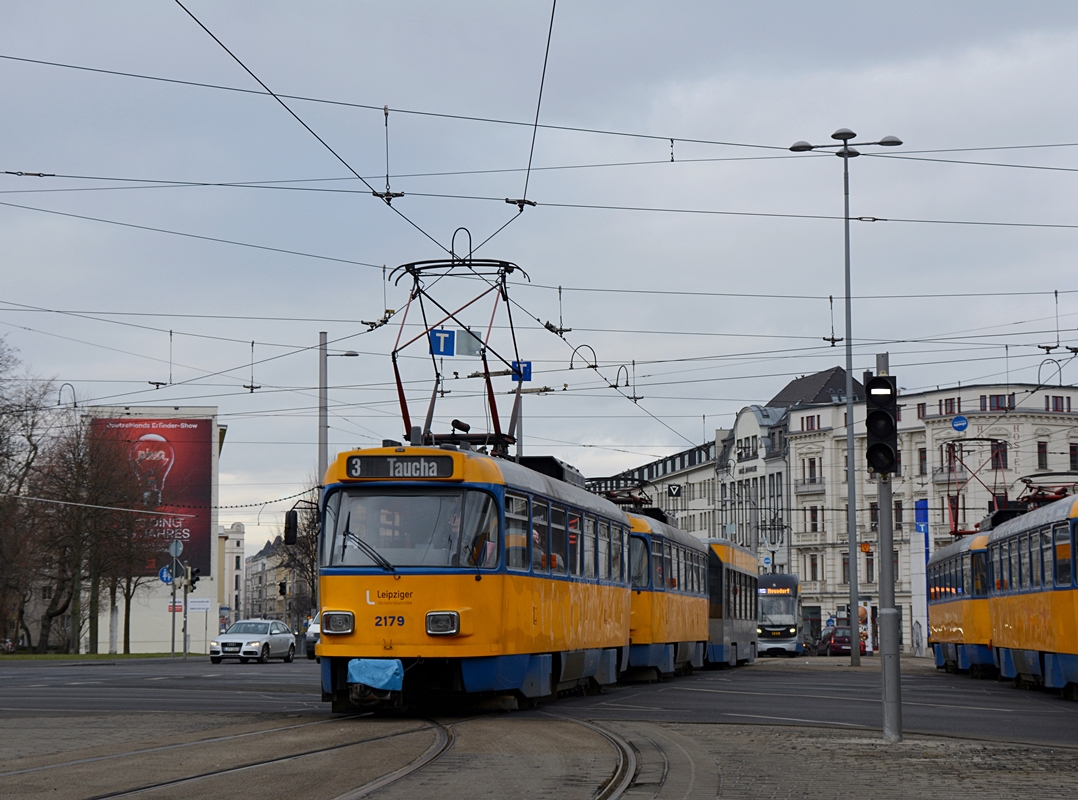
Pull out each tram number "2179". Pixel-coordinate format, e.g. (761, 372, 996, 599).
(374, 616, 405, 627)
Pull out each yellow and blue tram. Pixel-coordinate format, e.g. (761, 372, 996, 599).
(986, 495, 1078, 692)
(706, 538, 759, 666)
(927, 494, 1078, 695)
(308, 444, 756, 710)
(626, 510, 709, 677)
(927, 534, 992, 674)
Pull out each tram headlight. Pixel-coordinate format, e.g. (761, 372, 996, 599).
(426, 611, 460, 636)
(788, 627, 797, 635)
(756, 627, 762, 635)
(322, 611, 355, 635)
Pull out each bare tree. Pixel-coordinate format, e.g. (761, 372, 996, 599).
(277, 485, 320, 622)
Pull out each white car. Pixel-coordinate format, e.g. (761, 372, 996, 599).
(210, 619, 295, 664)
(305, 614, 320, 660)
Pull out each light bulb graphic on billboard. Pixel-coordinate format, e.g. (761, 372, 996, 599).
(130, 433, 176, 506)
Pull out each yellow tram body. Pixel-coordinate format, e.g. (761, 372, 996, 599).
(706, 539, 759, 665)
(927, 534, 992, 672)
(624, 512, 709, 675)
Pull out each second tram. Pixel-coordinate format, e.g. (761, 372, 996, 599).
(757, 573, 802, 657)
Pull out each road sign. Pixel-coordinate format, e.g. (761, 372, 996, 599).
(428, 329, 455, 356)
(158, 566, 172, 584)
(763, 557, 771, 566)
(168, 540, 183, 558)
(511, 361, 532, 382)
(167, 602, 183, 613)
(456, 329, 483, 357)
(860, 542, 871, 553)
(952, 415, 968, 432)
(667, 484, 682, 498)
(826, 618, 836, 627)
(188, 598, 211, 612)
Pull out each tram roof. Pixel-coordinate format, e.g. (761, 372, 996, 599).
(928, 533, 989, 565)
(986, 494, 1078, 545)
(704, 537, 758, 573)
(626, 512, 707, 552)
(326, 446, 631, 523)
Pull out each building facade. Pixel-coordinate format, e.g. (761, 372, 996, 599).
(217, 522, 246, 629)
(788, 381, 1078, 650)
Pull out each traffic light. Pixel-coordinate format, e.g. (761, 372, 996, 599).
(190, 567, 200, 590)
(279, 581, 287, 596)
(864, 374, 898, 474)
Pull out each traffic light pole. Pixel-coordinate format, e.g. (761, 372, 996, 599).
(182, 565, 190, 662)
(875, 353, 902, 741)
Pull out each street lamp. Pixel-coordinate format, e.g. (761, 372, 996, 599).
(789, 129, 902, 666)
(318, 331, 359, 479)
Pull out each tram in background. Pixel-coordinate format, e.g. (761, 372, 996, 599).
(706, 538, 759, 666)
(626, 510, 709, 678)
(926, 533, 993, 675)
(927, 493, 1078, 698)
(756, 573, 802, 657)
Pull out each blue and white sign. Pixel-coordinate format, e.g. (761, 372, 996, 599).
(158, 566, 172, 585)
(826, 617, 836, 627)
(763, 557, 771, 566)
(428, 329, 455, 356)
(952, 415, 968, 432)
(511, 361, 532, 382)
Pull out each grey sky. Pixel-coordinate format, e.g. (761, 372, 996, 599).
(2, 2, 1076, 551)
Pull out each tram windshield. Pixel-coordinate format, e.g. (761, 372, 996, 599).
(322, 488, 498, 569)
(758, 594, 798, 626)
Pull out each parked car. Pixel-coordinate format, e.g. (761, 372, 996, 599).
(210, 619, 295, 664)
(305, 613, 320, 661)
(816, 626, 866, 657)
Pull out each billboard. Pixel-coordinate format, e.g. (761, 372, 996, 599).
(91, 417, 213, 575)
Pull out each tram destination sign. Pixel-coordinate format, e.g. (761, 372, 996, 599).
(346, 455, 455, 479)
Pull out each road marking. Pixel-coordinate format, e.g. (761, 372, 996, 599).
(145, 677, 169, 681)
(64, 681, 102, 685)
(670, 685, 1054, 715)
(725, 712, 866, 727)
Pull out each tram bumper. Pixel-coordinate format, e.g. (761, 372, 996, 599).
(347, 658, 404, 706)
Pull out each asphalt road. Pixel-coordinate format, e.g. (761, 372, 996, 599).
(1, 654, 1076, 747)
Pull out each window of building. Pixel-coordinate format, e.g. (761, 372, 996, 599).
(940, 398, 959, 416)
(895, 405, 902, 422)
(1047, 395, 1069, 413)
(843, 453, 848, 483)
(870, 502, 879, 531)
(866, 553, 875, 584)
(234, 575, 239, 590)
(810, 506, 819, 533)
(894, 449, 902, 476)
(810, 553, 819, 582)
(1071, 443, 1078, 471)
(235, 555, 241, 570)
(916, 403, 926, 419)
(983, 394, 1014, 411)
(842, 554, 850, 584)
(893, 550, 900, 582)
(801, 415, 820, 432)
(991, 441, 1009, 471)
(802, 457, 819, 483)
(894, 500, 903, 531)
(1038, 441, 1049, 470)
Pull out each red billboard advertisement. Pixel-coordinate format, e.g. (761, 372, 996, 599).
(90, 418, 213, 575)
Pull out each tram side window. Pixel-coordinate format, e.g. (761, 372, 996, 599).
(532, 500, 550, 574)
(1030, 533, 1041, 589)
(583, 516, 597, 579)
(751, 575, 758, 617)
(1054, 524, 1072, 587)
(598, 520, 610, 581)
(630, 536, 649, 589)
(689, 553, 697, 594)
(995, 544, 1006, 591)
(550, 506, 567, 576)
(709, 556, 723, 619)
(962, 555, 972, 596)
(568, 512, 582, 577)
(1009, 538, 1020, 592)
(724, 568, 732, 617)
(652, 539, 664, 590)
(614, 527, 627, 584)
(664, 541, 674, 589)
(972, 552, 989, 597)
(1042, 530, 1054, 588)
(505, 494, 530, 572)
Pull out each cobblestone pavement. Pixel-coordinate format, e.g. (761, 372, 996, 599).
(655, 722, 1078, 799)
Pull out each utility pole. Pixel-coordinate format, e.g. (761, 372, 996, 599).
(875, 352, 903, 741)
(170, 556, 177, 658)
(318, 331, 328, 479)
(182, 564, 190, 662)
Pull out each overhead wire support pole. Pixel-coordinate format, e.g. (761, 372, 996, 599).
(318, 332, 328, 479)
(876, 352, 903, 742)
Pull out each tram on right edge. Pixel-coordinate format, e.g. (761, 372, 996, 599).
(928, 493, 1078, 697)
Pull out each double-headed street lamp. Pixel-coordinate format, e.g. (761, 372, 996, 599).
(318, 331, 359, 479)
(789, 129, 902, 667)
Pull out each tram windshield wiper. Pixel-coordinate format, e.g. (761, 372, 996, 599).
(340, 512, 396, 572)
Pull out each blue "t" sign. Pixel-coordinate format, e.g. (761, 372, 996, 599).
(428, 329, 455, 356)
(511, 361, 532, 382)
